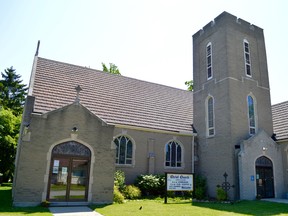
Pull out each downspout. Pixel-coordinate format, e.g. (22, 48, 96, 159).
(192, 135, 195, 174)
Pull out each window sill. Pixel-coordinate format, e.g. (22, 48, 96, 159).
(116, 164, 134, 168)
(164, 166, 184, 170)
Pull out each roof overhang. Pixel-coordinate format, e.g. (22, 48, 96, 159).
(113, 124, 196, 137)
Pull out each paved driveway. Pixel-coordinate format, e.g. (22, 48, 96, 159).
(49, 206, 103, 216)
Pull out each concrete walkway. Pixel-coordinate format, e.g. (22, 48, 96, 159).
(49, 206, 103, 216)
(262, 198, 288, 204)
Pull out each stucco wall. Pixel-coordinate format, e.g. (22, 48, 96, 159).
(113, 127, 194, 184)
(280, 141, 288, 196)
(193, 12, 273, 200)
(13, 102, 115, 206)
(238, 130, 285, 199)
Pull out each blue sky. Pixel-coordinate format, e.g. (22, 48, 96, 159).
(0, 0, 287, 104)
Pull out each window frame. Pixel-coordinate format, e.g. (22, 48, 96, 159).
(243, 39, 252, 77)
(247, 94, 257, 135)
(114, 135, 135, 166)
(206, 42, 213, 80)
(164, 140, 184, 169)
(206, 95, 215, 137)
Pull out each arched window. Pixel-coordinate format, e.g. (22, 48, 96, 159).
(165, 140, 182, 168)
(247, 95, 256, 135)
(244, 39, 252, 76)
(206, 42, 213, 79)
(114, 135, 133, 165)
(206, 96, 215, 136)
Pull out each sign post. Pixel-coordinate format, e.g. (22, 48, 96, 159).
(165, 173, 193, 204)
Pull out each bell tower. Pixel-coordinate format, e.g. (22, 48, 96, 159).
(193, 12, 273, 199)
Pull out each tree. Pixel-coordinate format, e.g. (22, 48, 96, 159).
(0, 107, 21, 181)
(185, 80, 193, 91)
(102, 63, 121, 75)
(0, 67, 28, 115)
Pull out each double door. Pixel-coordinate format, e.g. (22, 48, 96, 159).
(48, 157, 89, 202)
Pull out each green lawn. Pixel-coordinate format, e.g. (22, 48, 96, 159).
(93, 198, 288, 216)
(0, 185, 51, 216)
(1, 185, 288, 216)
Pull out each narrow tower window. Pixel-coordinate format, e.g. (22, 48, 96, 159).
(206, 96, 215, 136)
(244, 40, 251, 76)
(206, 42, 213, 79)
(247, 95, 256, 135)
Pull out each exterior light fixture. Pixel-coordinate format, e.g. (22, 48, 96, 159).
(262, 147, 267, 151)
(72, 126, 78, 132)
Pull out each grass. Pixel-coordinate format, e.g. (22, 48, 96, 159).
(0, 184, 51, 216)
(1, 185, 288, 216)
(93, 198, 288, 216)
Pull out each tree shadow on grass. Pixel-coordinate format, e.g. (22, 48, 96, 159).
(192, 200, 288, 216)
(0, 185, 51, 215)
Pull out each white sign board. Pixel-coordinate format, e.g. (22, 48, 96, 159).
(167, 173, 193, 191)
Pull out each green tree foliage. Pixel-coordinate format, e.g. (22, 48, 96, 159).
(0, 67, 28, 115)
(0, 108, 21, 181)
(102, 63, 121, 75)
(135, 174, 165, 196)
(123, 185, 141, 199)
(194, 175, 207, 200)
(185, 80, 193, 91)
(0, 67, 27, 182)
(114, 170, 126, 192)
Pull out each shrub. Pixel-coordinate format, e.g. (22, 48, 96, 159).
(114, 170, 126, 192)
(216, 188, 227, 201)
(113, 186, 125, 203)
(123, 185, 141, 199)
(135, 174, 165, 196)
(194, 175, 207, 200)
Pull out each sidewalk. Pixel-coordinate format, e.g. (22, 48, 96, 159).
(49, 206, 103, 216)
(262, 198, 288, 204)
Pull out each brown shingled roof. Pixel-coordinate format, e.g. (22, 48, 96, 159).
(272, 101, 288, 141)
(30, 57, 194, 133)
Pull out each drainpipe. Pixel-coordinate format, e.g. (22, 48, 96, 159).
(192, 135, 195, 174)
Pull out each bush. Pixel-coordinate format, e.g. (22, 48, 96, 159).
(114, 186, 125, 203)
(216, 188, 227, 201)
(135, 174, 165, 196)
(194, 175, 207, 200)
(114, 170, 126, 192)
(123, 185, 141, 199)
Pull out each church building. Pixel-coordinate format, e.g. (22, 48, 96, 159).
(12, 11, 288, 206)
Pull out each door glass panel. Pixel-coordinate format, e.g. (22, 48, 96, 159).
(69, 159, 88, 200)
(49, 158, 69, 200)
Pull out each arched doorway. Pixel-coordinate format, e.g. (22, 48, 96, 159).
(47, 141, 91, 202)
(255, 156, 274, 198)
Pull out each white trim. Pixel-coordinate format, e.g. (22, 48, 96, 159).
(206, 42, 213, 80)
(193, 76, 270, 94)
(247, 93, 258, 136)
(114, 124, 195, 136)
(243, 39, 252, 77)
(113, 134, 136, 167)
(164, 139, 185, 169)
(205, 95, 215, 137)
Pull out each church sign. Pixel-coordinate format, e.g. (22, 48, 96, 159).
(165, 173, 193, 203)
(166, 173, 193, 191)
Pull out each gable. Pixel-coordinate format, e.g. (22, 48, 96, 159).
(29, 57, 193, 134)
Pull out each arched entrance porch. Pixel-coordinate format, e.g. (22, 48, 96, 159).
(255, 156, 274, 198)
(47, 141, 91, 202)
